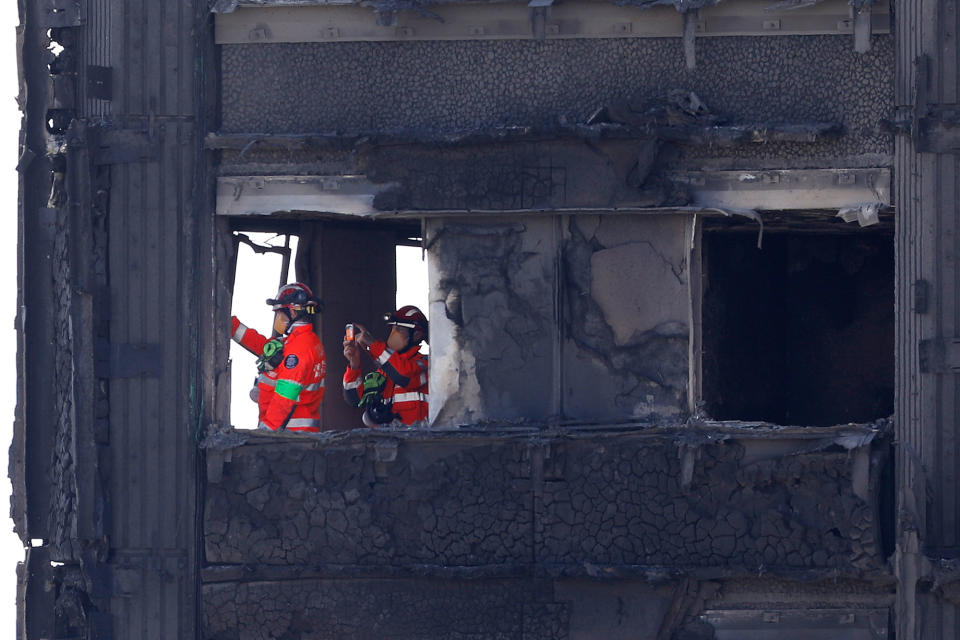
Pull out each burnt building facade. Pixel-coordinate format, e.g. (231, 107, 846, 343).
(12, 0, 960, 637)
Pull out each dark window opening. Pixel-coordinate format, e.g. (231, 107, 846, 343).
(702, 227, 894, 426)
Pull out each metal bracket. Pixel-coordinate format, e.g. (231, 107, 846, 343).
(95, 341, 163, 378)
(41, 0, 84, 28)
(914, 280, 930, 314)
(92, 129, 158, 165)
(683, 10, 699, 70)
(86, 65, 112, 101)
(919, 338, 960, 373)
(916, 110, 960, 153)
(852, 3, 872, 52)
(210, 0, 239, 12)
(529, 0, 553, 39)
(912, 55, 930, 146)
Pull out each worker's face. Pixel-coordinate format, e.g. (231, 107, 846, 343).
(387, 325, 410, 351)
(273, 310, 291, 336)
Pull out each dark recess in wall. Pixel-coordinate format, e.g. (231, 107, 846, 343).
(702, 230, 894, 426)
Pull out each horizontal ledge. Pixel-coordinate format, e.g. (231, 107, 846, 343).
(215, 169, 890, 218)
(204, 418, 891, 451)
(214, 0, 889, 43)
(206, 121, 842, 151)
(200, 561, 894, 583)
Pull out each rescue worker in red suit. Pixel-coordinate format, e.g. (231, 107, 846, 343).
(230, 282, 326, 433)
(342, 306, 428, 427)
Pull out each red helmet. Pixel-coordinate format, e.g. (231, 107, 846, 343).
(384, 305, 428, 345)
(267, 282, 322, 316)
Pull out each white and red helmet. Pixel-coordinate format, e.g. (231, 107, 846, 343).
(384, 305, 428, 345)
(266, 282, 322, 318)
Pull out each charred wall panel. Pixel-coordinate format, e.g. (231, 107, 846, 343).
(16, 0, 214, 637)
(428, 215, 690, 425)
(15, 0, 56, 547)
(202, 578, 563, 639)
(428, 217, 559, 424)
(204, 433, 886, 572)
(200, 430, 891, 638)
(220, 35, 892, 167)
(101, 3, 206, 637)
(894, 0, 960, 633)
(205, 438, 535, 566)
(202, 575, 894, 640)
(563, 215, 691, 420)
(106, 119, 200, 638)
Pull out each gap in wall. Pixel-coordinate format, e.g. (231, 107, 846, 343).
(702, 228, 894, 426)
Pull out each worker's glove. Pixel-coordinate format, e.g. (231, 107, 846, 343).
(359, 372, 395, 424)
(256, 339, 285, 373)
(358, 372, 387, 407)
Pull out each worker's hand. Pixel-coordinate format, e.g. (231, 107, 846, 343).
(343, 340, 362, 369)
(354, 324, 374, 348)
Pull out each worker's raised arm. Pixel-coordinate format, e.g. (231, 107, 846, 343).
(366, 341, 427, 389)
(231, 315, 269, 355)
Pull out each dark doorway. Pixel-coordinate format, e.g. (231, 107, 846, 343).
(702, 230, 894, 426)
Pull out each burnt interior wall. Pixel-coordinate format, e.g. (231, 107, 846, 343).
(427, 217, 558, 424)
(702, 230, 894, 425)
(219, 34, 892, 168)
(427, 214, 690, 426)
(562, 215, 690, 420)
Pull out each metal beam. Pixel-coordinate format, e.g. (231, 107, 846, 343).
(679, 168, 891, 210)
(205, 122, 842, 151)
(217, 169, 891, 218)
(217, 175, 389, 216)
(214, 0, 890, 43)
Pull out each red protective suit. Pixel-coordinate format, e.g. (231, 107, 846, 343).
(342, 340, 428, 426)
(231, 316, 326, 432)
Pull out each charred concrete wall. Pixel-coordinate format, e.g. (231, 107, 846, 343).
(203, 575, 893, 639)
(427, 217, 560, 424)
(201, 428, 891, 638)
(426, 215, 690, 426)
(220, 34, 892, 168)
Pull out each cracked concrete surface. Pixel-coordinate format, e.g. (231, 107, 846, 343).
(563, 216, 690, 420)
(204, 437, 883, 571)
(203, 578, 567, 640)
(426, 215, 691, 425)
(221, 35, 892, 166)
(427, 218, 558, 424)
(202, 432, 888, 638)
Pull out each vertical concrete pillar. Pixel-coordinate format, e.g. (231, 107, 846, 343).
(895, 0, 960, 636)
(310, 223, 397, 429)
(427, 216, 559, 425)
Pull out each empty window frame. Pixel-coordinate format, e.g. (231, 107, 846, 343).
(700, 222, 894, 426)
(226, 220, 426, 431)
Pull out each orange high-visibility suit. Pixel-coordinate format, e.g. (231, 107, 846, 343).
(231, 316, 326, 432)
(342, 340, 428, 426)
